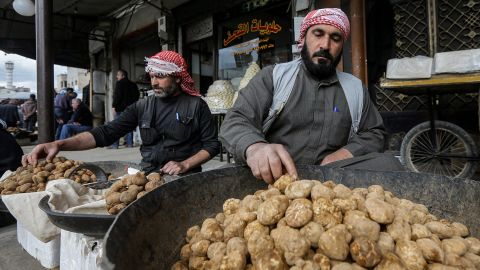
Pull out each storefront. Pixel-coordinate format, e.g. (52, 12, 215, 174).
(180, 0, 293, 95)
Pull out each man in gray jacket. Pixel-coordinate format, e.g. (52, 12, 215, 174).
(219, 8, 402, 183)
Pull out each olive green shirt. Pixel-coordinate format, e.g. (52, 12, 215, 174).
(219, 62, 385, 164)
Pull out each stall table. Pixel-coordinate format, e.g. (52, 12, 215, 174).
(210, 108, 233, 163)
(380, 72, 480, 178)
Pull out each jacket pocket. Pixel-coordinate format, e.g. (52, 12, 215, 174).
(166, 117, 194, 142)
(327, 110, 351, 148)
(139, 120, 159, 145)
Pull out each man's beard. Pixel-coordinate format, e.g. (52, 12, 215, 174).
(153, 80, 180, 98)
(301, 43, 342, 79)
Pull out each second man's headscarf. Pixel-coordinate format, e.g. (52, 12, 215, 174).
(297, 8, 350, 49)
(145, 51, 200, 96)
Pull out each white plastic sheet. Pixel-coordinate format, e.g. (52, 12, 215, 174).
(386, 55, 433, 79)
(433, 48, 480, 74)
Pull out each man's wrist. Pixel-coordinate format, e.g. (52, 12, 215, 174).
(339, 148, 353, 158)
(55, 140, 65, 151)
(181, 160, 191, 171)
(245, 142, 267, 159)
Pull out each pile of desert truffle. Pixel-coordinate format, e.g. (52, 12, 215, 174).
(0, 157, 89, 195)
(105, 172, 164, 215)
(173, 175, 480, 270)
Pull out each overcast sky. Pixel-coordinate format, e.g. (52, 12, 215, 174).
(0, 50, 67, 92)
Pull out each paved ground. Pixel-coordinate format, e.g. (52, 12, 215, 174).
(0, 224, 46, 270)
(1, 145, 230, 270)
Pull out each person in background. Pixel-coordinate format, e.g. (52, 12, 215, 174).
(54, 88, 75, 139)
(0, 119, 23, 176)
(59, 98, 93, 140)
(17, 99, 24, 129)
(0, 99, 20, 127)
(22, 94, 37, 132)
(109, 69, 139, 149)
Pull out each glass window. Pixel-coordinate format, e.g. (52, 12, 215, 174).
(218, 4, 291, 80)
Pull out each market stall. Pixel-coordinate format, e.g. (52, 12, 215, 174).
(0, 160, 149, 269)
(381, 70, 480, 179)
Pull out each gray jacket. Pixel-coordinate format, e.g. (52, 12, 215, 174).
(219, 62, 385, 165)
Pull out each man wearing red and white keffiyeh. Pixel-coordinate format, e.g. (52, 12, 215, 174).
(145, 50, 200, 97)
(220, 8, 402, 184)
(23, 51, 220, 176)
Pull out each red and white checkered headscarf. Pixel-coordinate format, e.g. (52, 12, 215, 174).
(298, 8, 350, 49)
(145, 51, 200, 96)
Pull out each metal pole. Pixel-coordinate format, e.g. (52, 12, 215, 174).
(36, 0, 54, 142)
(89, 67, 94, 112)
(350, 0, 368, 84)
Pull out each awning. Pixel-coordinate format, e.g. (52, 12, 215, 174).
(0, 0, 186, 68)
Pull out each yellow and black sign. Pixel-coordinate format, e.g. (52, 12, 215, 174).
(223, 19, 282, 47)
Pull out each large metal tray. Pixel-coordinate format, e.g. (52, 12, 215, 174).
(102, 165, 480, 270)
(38, 195, 115, 237)
(2, 161, 139, 233)
(36, 161, 140, 236)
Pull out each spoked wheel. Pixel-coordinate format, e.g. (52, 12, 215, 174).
(400, 121, 478, 179)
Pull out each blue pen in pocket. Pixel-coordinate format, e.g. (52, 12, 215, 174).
(333, 106, 339, 112)
(176, 112, 180, 122)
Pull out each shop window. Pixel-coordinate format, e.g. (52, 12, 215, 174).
(218, 4, 291, 82)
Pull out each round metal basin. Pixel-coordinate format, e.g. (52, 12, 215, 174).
(102, 165, 480, 270)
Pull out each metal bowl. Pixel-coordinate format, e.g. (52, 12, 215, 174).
(38, 195, 115, 237)
(34, 161, 140, 236)
(102, 165, 480, 269)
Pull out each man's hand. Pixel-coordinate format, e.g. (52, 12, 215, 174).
(245, 143, 298, 184)
(22, 141, 61, 166)
(320, 148, 353, 165)
(160, 161, 189, 175)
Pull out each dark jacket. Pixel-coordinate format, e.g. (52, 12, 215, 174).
(54, 93, 71, 110)
(0, 104, 20, 127)
(112, 78, 139, 112)
(0, 119, 23, 176)
(69, 103, 93, 126)
(90, 94, 220, 173)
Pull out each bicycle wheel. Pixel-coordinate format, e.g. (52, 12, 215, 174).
(400, 121, 478, 179)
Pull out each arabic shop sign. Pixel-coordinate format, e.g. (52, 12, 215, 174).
(223, 19, 282, 47)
